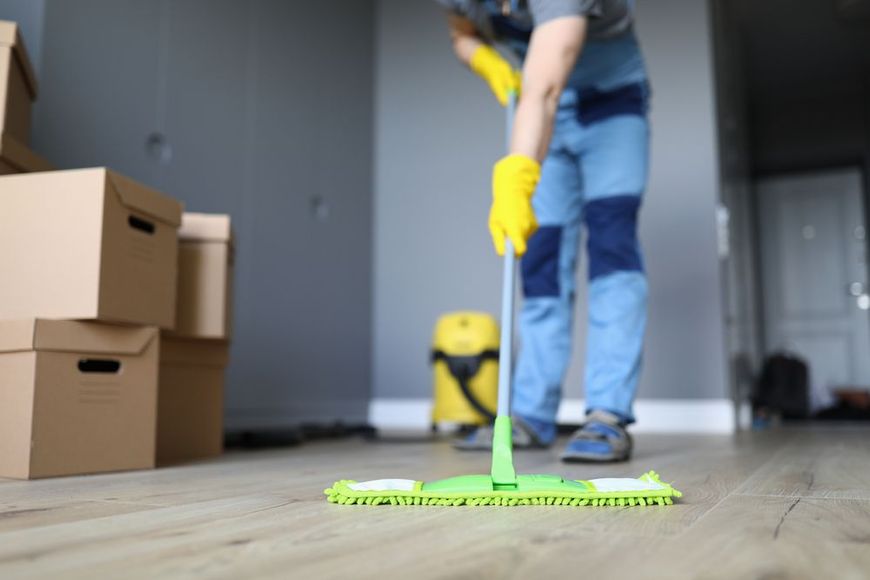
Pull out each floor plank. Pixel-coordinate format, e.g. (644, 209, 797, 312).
(0, 499, 156, 533)
(735, 426, 870, 499)
(649, 495, 870, 580)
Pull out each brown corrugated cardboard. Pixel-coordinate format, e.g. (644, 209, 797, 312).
(0, 21, 38, 145)
(157, 337, 229, 465)
(0, 133, 52, 175)
(0, 319, 159, 479)
(0, 168, 183, 328)
(169, 213, 234, 340)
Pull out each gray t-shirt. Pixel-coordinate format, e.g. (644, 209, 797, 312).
(436, 0, 635, 41)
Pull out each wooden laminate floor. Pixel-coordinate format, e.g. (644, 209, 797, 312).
(1, 425, 869, 579)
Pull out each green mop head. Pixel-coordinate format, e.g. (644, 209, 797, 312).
(325, 418, 681, 508)
(325, 470, 681, 507)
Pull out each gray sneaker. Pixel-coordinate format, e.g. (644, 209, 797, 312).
(453, 416, 554, 451)
(560, 410, 633, 463)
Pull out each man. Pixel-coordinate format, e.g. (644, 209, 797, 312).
(437, 0, 649, 462)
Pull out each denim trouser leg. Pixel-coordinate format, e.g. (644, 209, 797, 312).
(512, 139, 583, 424)
(580, 114, 650, 423)
(511, 89, 650, 425)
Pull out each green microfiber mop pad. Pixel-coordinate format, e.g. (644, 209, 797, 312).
(324, 470, 681, 507)
(324, 419, 682, 508)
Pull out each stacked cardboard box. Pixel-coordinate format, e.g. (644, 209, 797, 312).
(0, 169, 183, 479)
(0, 21, 51, 174)
(0, 23, 235, 478)
(0, 321, 161, 479)
(158, 213, 234, 465)
(0, 23, 176, 480)
(0, 169, 183, 327)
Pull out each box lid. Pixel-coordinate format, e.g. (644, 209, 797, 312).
(0, 21, 38, 99)
(105, 169, 183, 228)
(179, 213, 233, 243)
(0, 319, 157, 355)
(160, 336, 230, 367)
(0, 133, 52, 172)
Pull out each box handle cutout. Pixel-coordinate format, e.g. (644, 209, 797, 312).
(78, 359, 122, 374)
(128, 215, 155, 235)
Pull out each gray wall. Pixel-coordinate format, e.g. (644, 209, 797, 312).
(26, 0, 375, 429)
(3, 0, 731, 427)
(373, 0, 728, 403)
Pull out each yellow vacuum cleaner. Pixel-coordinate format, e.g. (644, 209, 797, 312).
(430, 311, 499, 428)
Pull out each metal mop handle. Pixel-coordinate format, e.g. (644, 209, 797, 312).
(491, 91, 518, 488)
(496, 92, 517, 419)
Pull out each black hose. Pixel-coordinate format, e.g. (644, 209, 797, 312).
(455, 373, 496, 422)
(432, 351, 498, 423)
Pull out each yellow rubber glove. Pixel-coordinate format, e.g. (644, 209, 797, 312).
(469, 45, 522, 107)
(489, 154, 541, 256)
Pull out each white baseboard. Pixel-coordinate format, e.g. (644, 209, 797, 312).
(369, 398, 736, 434)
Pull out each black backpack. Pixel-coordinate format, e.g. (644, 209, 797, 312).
(753, 353, 810, 419)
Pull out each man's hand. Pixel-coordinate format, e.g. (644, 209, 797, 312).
(469, 45, 522, 107)
(445, 14, 520, 107)
(489, 154, 541, 256)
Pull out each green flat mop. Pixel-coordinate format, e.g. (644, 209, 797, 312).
(324, 92, 682, 508)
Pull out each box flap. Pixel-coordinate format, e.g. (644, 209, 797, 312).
(34, 320, 157, 355)
(0, 320, 157, 355)
(0, 21, 38, 99)
(0, 318, 38, 353)
(106, 169, 183, 228)
(161, 337, 230, 367)
(0, 133, 52, 172)
(179, 213, 234, 243)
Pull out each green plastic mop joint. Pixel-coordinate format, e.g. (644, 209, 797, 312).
(490, 415, 516, 489)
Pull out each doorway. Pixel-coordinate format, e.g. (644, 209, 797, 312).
(756, 168, 870, 412)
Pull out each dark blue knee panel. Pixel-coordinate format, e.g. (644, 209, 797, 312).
(584, 195, 643, 281)
(521, 226, 561, 298)
(578, 83, 650, 126)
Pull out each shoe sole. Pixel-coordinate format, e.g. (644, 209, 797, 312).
(560, 451, 630, 463)
(453, 441, 553, 451)
(452, 442, 492, 451)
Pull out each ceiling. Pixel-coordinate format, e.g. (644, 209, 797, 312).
(726, 0, 870, 171)
(731, 0, 870, 106)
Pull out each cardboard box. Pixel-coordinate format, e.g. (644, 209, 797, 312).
(0, 168, 183, 328)
(169, 213, 234, 340)
(0, 319, 159, 479)
(0, 21, 38, 145)
(0, 132, 52, 175)
(157, 337, 229, 465)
